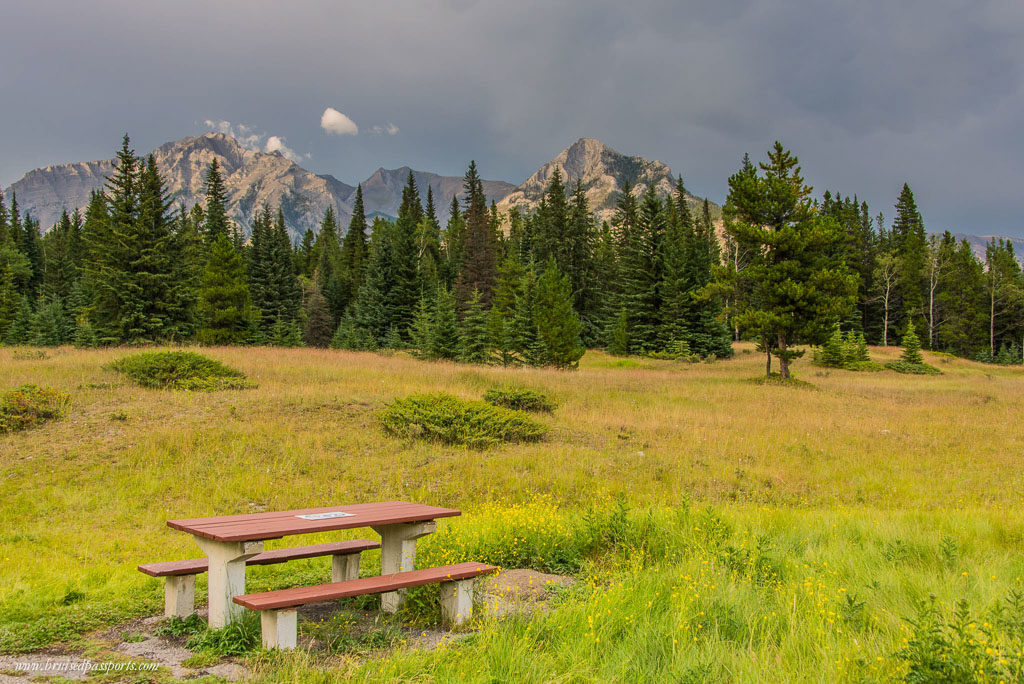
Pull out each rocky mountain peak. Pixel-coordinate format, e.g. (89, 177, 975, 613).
(497, 137, 681, 222)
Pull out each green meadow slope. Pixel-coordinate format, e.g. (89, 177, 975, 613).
(1, 344, 1022, 682)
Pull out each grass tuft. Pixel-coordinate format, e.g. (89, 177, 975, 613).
(0, 384, 71, 434)
(379, 393, 547, 448)
(107, 350, 253, 391)
(185, 611, 261, 655)
(483, 386, 558, 413)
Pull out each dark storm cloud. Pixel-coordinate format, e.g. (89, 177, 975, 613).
(1, 0, 1021, 234)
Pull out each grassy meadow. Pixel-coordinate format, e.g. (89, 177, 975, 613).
(1, 343, 1023, 682)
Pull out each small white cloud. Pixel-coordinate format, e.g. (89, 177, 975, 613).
(202, 120, 306, 163)
(321, 107, 359, 136)
(264, 135, 302, 163)
(370, 123, 401, 136)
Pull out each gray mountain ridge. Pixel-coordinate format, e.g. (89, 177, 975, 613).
(4, 133, 1018, 256)
(2, 133, 516, 239)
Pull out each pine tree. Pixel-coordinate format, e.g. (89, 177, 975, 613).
(351, 219, 393, 346)
(417, 185, 442, 301)
(296, 229, 315, 277)
(937, 239, 986, 357)
(891, 183, 927, 333)
(5, 296, 34, 344)
(409, 297, 434, 359)
(18, 213, 43, 299)
(816, 326, 845, 367)
(620, 185, 665, 353)
(313, 206, 345, 323)
(455, 161, 497, 307)
(608, 308, 630, 356)
(197, 234, 253, 344)
(303, 288, 334, 348)
(385, 171, 423, 342)
(0, 267, 22, 341)
(42, 211, 79, 304)
(565, 180, 597, 340)
(271, 209, 301, 326)
(73, 312, 99, 348)
(591, 221, 620, 339)
(854, 332, 870, 362)
(899, 321, 924, 365)
(80, 140, 185, 343)
(710, 143, 857, 378)
(429, 287, 460, 360)
(202, 159, 231, 244)
(340, 185, 369, 302)
(533, 168, 568, 265)
(488, 256, 526, 365)
(659, 178, 694, 351)
(331, 312, 361, 350)
(458, 289, 491, 363)
(441, 195, 466, 288)
(532, 259, 584, 368)
(32, 296, 71, 346)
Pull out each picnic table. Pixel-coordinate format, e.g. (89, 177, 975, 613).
(166, 501, 460, 627)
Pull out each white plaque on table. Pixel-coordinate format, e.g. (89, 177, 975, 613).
(295, 512, 355, 520)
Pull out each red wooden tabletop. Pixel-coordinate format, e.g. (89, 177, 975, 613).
(167, 501, 461, 542)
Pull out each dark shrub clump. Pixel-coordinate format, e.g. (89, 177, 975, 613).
(379, 393, 547, 448)
(107, 351, 252, 391)
(0, 385, 71, 434)
(483, 386, 558, 413)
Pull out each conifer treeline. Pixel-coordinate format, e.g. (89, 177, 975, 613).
(1, 135, 1022, 366)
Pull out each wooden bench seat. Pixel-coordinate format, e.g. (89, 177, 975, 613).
(139, 540, 380, 618)
(234, 561, 498, 649)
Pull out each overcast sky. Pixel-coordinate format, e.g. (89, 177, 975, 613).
(2, 1, 1022, 235)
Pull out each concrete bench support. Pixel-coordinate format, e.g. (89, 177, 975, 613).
(194, 538, 264, 629)
(371, 521, 436, 613)
(440, 578, 474, 626)
(164, 575, 196, 619)
(235, 562, 496, 652)
(331, 553, 360, 583)
(260, 609, 297, 650)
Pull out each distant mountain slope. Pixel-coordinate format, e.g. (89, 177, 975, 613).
(360, 167, 516, 224)
(949, 233, 1024, 263)
(4, 133, 357, 238)
(2, 134, 516, 238)
(497, 137, 717, 223)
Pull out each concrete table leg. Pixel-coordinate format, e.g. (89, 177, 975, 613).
(371, 521, 436, 613)
(164, 575, 196, 618)
(193, 537, 264, 628)
(440, 579, 474, 625)
(331, 553, 361, 583)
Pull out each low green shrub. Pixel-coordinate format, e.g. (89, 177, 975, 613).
(107, 351, 253, 391)
(844, 360, 883, 372)
(379, 393, 547, 448)
(0, 385, 71, 434)
(185, 611, 261, 656)
(483, 386, 558, 413)
(885, 361, 941, 375)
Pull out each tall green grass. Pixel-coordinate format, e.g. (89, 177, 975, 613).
(241, 503, 1024, 682)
